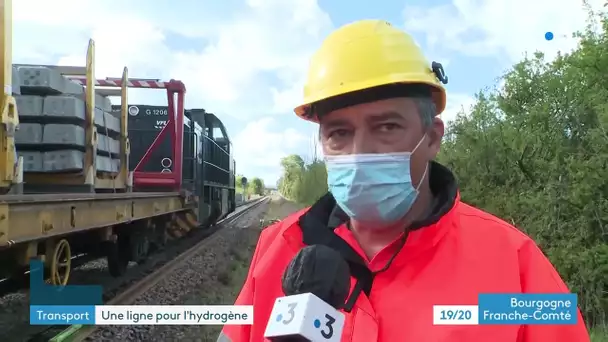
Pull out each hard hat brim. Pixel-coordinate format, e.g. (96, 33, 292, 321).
(294, 81, 446, 123)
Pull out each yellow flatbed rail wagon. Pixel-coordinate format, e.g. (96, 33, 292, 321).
(0, 0, 237, 285)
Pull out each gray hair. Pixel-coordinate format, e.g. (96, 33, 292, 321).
(413, 97, 436, 129)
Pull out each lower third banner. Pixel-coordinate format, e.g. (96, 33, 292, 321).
(30, 305, 254, 325)
(433, 293, 578, 325)
(478, 293, 577, 325)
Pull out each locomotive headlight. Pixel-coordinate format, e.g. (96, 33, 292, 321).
(161, 158, 172, 168)
(161, 158, 172, 173)
(128, 106, 139, 116)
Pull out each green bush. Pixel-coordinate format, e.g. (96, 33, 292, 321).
(438, 13, 608, 326)
(277, 155, 327, 206)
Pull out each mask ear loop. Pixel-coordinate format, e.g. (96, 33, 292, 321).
(412, 133, 429, 192)
(411, 133, 427, 154)
(415, 163, 429, 192)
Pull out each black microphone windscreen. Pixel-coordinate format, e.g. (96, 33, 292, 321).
(281, 245, 350, 309)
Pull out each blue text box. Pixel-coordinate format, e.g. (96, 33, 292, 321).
(30, 305, 96, 325)
(29, 260, 102, 305)
(478, 294, 577, 325)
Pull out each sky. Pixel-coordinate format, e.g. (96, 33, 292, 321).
(12, 0, 605, 186)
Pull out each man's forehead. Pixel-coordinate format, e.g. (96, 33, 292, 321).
(319, 97, 418, 125)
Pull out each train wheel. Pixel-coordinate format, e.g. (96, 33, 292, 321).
(107, 239, 129, 277)
(157, 230, 168, 248)
(150, 219, 168, 251)
(209, 204, 221, 225)
(129, 231, 150, 264)
(50, 239, 71, 286)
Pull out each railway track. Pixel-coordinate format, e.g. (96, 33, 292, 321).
(22, 196, 269, 342)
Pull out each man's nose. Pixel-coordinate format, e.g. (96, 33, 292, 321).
(351, 129, 376, 154)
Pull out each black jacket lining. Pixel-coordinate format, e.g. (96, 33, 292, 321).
(295, 161, 459, 307)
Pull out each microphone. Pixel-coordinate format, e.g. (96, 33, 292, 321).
(264, 245, 351, 342)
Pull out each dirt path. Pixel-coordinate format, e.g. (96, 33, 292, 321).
(262, 194, 305, 223)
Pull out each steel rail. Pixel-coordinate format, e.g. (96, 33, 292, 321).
(42, 196, 268, 342)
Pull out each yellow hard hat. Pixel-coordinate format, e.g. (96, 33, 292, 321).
(294, 19, 448, 122)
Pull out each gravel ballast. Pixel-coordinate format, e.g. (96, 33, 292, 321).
(87, 201, 269, 341)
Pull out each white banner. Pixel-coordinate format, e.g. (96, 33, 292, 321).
(95, 305, 253, 325)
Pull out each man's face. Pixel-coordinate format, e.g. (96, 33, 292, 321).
(319, 97, 444, 179)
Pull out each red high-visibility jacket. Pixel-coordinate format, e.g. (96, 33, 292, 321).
(220, 163, 590, 342)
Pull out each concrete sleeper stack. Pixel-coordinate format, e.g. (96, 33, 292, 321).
(13, 65, 121, 174)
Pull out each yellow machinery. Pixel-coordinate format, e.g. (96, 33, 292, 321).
(0, 0, 200, 285)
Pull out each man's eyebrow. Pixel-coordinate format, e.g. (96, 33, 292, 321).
(366, 111, 406, 123)
(320, 118, 350, 130)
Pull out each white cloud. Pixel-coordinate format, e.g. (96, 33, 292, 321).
(403, 0, 605, 142)
(404, 0, 605, 62)
(169, 0, 332, 119)
(232, 117, 316, 186)
(13, 0, 332, 115)
(270, 69, 309, 114)
(14, 0, 105, 27)
(12, 0, 333, 185)
(14, 1, 174, 105)
(442, 92, 477, 124)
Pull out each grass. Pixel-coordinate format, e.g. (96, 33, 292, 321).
(194, 231, 257, 341)
(591, 324, 608, 342)
(261, 194, 305, 224)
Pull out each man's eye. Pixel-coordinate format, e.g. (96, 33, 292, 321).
(378, 123, 400, 132)
(329, 129, 349, 137)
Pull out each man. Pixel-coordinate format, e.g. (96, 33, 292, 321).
(219, 20, 590, 342)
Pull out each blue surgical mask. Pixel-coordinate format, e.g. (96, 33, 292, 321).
(325, 135, 428, 224)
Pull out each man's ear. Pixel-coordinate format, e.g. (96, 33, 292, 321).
(427, 117, 444, 158)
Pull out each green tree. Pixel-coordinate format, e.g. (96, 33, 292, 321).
(250, 177, 264, 195)
(438, 13, 608, 328)
(277, 154, 327, 206)
(278, 154, 306, 200)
